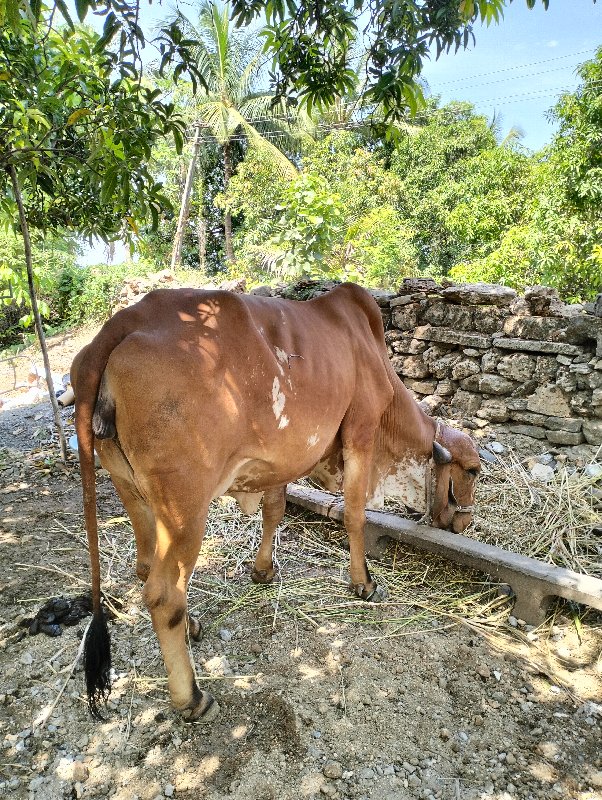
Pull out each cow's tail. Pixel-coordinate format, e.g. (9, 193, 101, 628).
(73, 319, 132, 718)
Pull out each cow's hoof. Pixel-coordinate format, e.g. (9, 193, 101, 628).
(188, 616, 202, 642)
(352, 583, 388, 603)
(251, 567, 275, 585)
(181, 691, 219, 723)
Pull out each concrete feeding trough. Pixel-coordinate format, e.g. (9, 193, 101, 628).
(285, 484, 602, 625)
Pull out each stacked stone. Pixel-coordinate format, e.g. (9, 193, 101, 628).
(382, 280, 602, 447)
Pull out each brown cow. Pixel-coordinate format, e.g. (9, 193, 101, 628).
(72, 283, 480, 721)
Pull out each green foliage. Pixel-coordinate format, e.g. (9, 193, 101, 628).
(338, 206, 418, 289)
(62, 260, 158, 324)
(0, 13, 183, 240)
(0, 231, 77, 338)
(449, 225, 543, 290)
(268, 174, 343, 277)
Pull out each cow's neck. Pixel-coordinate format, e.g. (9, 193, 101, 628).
(368, 375, 436, 513)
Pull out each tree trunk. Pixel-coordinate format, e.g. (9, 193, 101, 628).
(223, 139, 234, 264)
(197, 212, 207, 275)
(171, 123, 203, 271)
(9, 164, 68, 463)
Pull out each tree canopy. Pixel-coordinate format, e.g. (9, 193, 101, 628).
(1, 0, 567, 118)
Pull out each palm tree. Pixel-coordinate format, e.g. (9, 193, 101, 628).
(169, 1, 297, 266)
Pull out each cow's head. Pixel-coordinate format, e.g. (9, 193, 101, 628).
(429, 424, 480, 533)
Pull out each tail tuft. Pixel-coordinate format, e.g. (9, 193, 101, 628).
(84, 610, 112, 719)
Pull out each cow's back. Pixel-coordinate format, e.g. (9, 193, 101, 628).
(80, 284, 395, 495)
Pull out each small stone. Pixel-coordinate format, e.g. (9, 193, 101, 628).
(508, 616, 518, 627)
(585, 463, 602, 480)
(20, 651, 33, 666)
(72, 763, 89, 782)
(323, 761, 343, 780)
(439, 727, 451, 741)
(477, 665, 491, 680)
(488, 441, 506, 454)
(530, 463, 555, 482)
(359, 767, 375, 781)
(164, 784, 175, 797)
(219, 629, 233, 642)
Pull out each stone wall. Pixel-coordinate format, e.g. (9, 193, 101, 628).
(371, 279, 602, 447)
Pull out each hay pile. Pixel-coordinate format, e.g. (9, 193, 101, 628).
(468, 451, 601, 577)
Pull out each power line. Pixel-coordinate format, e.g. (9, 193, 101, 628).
(431, 48, 596, 87)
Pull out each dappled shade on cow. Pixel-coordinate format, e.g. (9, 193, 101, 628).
(71, 283, 480, 720)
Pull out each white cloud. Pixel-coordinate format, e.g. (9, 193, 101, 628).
(547, 40, 559, 48)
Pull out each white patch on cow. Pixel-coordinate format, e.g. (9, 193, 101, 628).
(307, 433, 319, 448)
(278, 415, 289, 429)
(271, 377, 286, 421)
(310, 456, 344, 493)
(372, 458, 427, 513)
(275, 347, 288, 364)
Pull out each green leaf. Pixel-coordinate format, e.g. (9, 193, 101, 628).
(74, 0, 89, 23)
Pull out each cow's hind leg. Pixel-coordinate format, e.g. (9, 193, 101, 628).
(108, 469, 202, 641)
(251, 486, 286, 584)
(143, 478, 216, 721)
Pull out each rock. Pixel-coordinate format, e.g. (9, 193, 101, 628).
(418, 395, 445, 415)
(399, 277, 441, 294)
(218, 278, 246, 293)
(392, 303, 419, 330)
(508, 424, 547, 439)
(479, 448, 498, 464)
(323, 761, 343, 779)
(396, 356, 430, 379)
(414, 325, 492, 349)
(488, 441, 506, 454)
(20, 651, 33, 665)
(219, 628, 233, 642)
(497, 353, 535, 382)
(478, 374, 518, 396)
(534, 355, 559, 382)
(524, 285, 564, 316)
(584, 463, 602, 480)
(526, 385, 572, 417)
(494, 338, 581, 356)
(164, 784, 175, 797)
(72, 763, 89, 782)
(451, 359, 481, 380)
(436, 380, 456, 396)
(545, 430, 585, 446)
(451, 390, 482, 415)
(543, 417, 583, 432)
(404, 378, 437, 394)
(582, 419, 602, 445)
(472, 306, 507, 334)
(530, 463, 555, 482)
(441, 283, 517, 307)
(250, 285, 273, 297)
(510, 410, 548, 426)
(477, 399, 509, 422)
(424, 302, 474, 330)
(389, 294, 414, 307)
(503, 315, 569, 341)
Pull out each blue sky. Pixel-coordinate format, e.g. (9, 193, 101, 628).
(420, 0, 602, 151)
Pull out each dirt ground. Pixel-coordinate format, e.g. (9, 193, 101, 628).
(0, 329, 601, 800)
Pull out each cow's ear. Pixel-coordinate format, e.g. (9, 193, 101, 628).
(432, 441, 452, 465)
